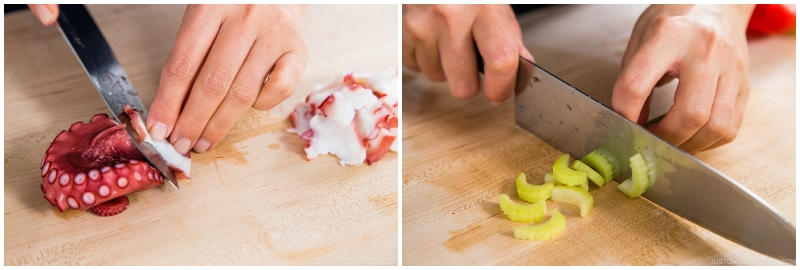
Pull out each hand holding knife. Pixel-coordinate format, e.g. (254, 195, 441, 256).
(56, 4, 179, 190)
(404, 4, 793, 261)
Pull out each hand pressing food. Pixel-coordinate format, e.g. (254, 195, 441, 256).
(403, 4, 758, 153)
(30, 4, 310, 155)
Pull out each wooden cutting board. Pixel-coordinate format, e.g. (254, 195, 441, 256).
(5, 4, 398, 265)
(402, 5, 795, 266)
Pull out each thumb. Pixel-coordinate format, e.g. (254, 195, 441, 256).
(28, 4, 59, 26)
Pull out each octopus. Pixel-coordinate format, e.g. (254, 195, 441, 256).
(289, 67, 398, 165)
(40, 105, 191, 216)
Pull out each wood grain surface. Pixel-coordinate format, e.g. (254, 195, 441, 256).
(401, 5, 795, 266)
(4, 4, 398, 265)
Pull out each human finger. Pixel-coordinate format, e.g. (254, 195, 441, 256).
(169, 17, 256, 154)
(195, 37, 277, 153)
(610, 39, 675, 124)
(414, 42, 445, 81)
(706, 75, 749, 150)
(472, 9, 521, 103)
(678, 71, 738, 153)
(28, 4, 58, 26)
(147, 6, 221, 142)
(648, 63, 718, 147)
(402, 20, 420, 72)
(438, 27, 479, 98)
(252, 49, 308, 111)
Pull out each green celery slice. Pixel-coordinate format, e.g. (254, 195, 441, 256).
(580, 150, 615, 184)
(513, 209, 566, 241)
(616, 153, 651, 198)
(617, 179, 640, 198)
(545, 173, 580, 189)
(499, 194, 547, 223)
(516, 173, 553, 203)
(597, 148, 622, 179)
(630, 153, 650, 191)
(544, 173, 560, 185)
(550, 185, 594, 217)
(553, 154, 587, 186)
(571, 160, 605, 188)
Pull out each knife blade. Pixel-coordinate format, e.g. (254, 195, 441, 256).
(509, 56, 794, 262)
(56, 4, 179, 190)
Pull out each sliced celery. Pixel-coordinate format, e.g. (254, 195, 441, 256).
(617, 179, 640, 198)
(515, 173, 553, 203)
(513, 209, 566, 241)
(580, 150, 614, 184)
(544, 173, 579, 189)
(553, 154, 587, 186)
(544, 173, 560, 185)
(499, 194, 546, 223)
(550, 186, 594, 217)
(571, 160, 605, 188)
(579, 181, 589, 191)
(616, 153, 651, 198)
(630, 153, 650, 192)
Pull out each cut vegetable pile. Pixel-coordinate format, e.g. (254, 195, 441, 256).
(288, 67, 398, 165)
(499, 150, 653, 241)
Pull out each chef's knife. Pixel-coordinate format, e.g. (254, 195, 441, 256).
(56, 4, 179, 190)
(507, 56, 795, 263)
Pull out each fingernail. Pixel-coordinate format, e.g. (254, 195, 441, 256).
(150, 122, 167, 142)
(193, 138, 211, 153)
(490, 101, 503, 107)
(173, 137, 191, 155)
(35, 5, 54, 25)
(523, 49, 535, 62)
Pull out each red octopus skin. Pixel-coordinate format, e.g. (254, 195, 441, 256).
(365, 114, 397, 165)
(90, 195, 130, 216)
(40, 113, 163, 213)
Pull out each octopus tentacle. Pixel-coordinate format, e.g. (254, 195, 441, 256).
(91, 196, 130, 216)
(40, 113, 163, 213)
